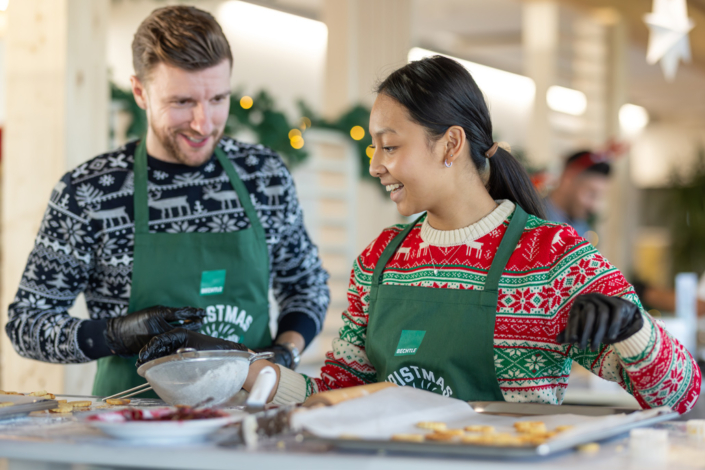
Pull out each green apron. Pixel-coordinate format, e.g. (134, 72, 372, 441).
(93, 140, 272, 397)
(366, 205, 528, 401)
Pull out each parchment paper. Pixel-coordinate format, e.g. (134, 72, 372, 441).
(292, 387, 668, 441)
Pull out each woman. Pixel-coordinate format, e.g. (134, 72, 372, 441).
(139, 56, 701, 413)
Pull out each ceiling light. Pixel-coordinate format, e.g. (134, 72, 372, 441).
(619, 104, 649, 134)
(546, 86, 587, 116)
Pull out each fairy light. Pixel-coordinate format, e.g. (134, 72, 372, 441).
(366, 146, 375, 161)
(300, 117, 312, 130)
(584, 230, 599, 247)
(240, 96, 253, 109)
(288, 129, 302, 139)
(290, 135, 304, 149)
(350, 126, 365, 141)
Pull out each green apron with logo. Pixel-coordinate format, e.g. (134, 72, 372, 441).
(92, 139, 272, 397)
(366, 206, 528, 401)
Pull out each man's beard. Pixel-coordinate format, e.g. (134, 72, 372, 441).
(152, 123, 222, 167)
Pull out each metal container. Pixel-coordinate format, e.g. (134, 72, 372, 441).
(136, 348, 273, 406)
(0, 395, 58, 420)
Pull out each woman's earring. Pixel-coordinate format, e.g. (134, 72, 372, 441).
(445, 154, 453, 168)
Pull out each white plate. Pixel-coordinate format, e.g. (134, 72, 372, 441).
(83, 408, 245, 445)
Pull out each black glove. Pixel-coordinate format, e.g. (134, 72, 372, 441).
(105, 306, 205, 356)
(137, 328, 248, 366)
(556, 293, 643, 351)
(254, 344, 294, 369)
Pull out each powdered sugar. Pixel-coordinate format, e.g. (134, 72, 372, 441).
(147, 360, 248, 406)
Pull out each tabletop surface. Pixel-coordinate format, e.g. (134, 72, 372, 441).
(0, 391, 703, 470)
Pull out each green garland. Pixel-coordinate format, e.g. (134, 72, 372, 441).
(110, 84, 374, 181)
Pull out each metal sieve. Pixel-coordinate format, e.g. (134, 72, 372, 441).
(136, 348, 273, 406)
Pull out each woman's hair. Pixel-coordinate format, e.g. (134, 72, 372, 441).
(376, 55, 546, 219)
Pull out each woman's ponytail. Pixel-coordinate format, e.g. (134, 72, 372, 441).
(377, 55, 546, 219)
(486, 148, 546, 219)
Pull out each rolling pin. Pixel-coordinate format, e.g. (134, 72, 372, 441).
(302, 382, 397, 408)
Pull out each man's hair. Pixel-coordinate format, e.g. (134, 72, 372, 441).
(565, 150, 611, 177)
(132, 6, 233, 81)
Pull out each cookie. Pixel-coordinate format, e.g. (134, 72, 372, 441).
(105, 398, 130, 406)
(68, 401, 92, 408)
(49, 404, 73, 413)
(464, 425, 495, 434)
(416, 421, 447, 431)
(514, 421, 547, 434)
(424, 432, 456, 442)
(577, 442, 600, 454)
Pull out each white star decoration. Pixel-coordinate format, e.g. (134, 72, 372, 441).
(644, 0, 695, 81)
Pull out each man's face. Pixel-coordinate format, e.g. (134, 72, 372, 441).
(131, 60, 231, 167)
(567, 173, 609, 221)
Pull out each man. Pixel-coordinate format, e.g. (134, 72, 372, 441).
(544, 150, 611, 238)
(5, 6, 329, 398)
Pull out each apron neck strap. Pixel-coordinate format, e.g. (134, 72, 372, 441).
(371, 214, 425, 286)
(133, 139, 265, 240)
(133, 139, 149, 235)
(483, 205, 528, 291)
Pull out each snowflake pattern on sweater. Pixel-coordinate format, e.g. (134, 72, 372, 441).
(304, 208, 701, 414)
(6, 138, 330, 363)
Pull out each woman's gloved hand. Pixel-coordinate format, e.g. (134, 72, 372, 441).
(105, 306, 205, 356)
(556, 293, 643, 351)
(136, 328, 248, 366)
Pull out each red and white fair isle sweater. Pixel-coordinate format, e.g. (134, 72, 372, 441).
(274, 201, 701, 413)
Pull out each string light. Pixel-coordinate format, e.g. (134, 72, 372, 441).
(240, 96, 253, 109)
(288, 129, 302, 139)
(585, 230, 599, 247)
(300, 117, 312, 130)
(350, 126, 365, 141)
(366, 146, 374, 161)
(290, 135, 304, 149)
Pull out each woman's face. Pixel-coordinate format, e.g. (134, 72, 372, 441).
(369, 94, 448, 217)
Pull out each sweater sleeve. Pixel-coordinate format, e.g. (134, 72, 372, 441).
(551, 227, 701, 414)
(5, 173, 96, 363)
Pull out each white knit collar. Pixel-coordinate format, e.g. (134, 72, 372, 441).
(420, 200, 515, 247)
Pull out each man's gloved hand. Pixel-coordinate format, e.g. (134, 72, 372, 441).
(105, 306, 205, 356)
(254, 344, 294, 369)
(556, 293, 643, 351)
(137, 328, 248, 366)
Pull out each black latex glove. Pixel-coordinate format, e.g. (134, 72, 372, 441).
(136, 328, 248, 366)
(556, 293, 643, 351)
(105, 306, 205, 356)
(254, 344, 294, 369)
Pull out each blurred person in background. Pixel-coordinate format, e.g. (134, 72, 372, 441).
(544, 150, 613, 238)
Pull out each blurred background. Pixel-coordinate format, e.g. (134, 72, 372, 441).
(0, 0, 703, 408)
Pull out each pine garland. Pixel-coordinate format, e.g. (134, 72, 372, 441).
(110, 84, 374, 180)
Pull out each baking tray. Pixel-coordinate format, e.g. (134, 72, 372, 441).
(311, 402, 678, 458)
(0, 394, 58, 420)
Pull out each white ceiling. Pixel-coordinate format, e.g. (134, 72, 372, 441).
(240, 0, 705, 124)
